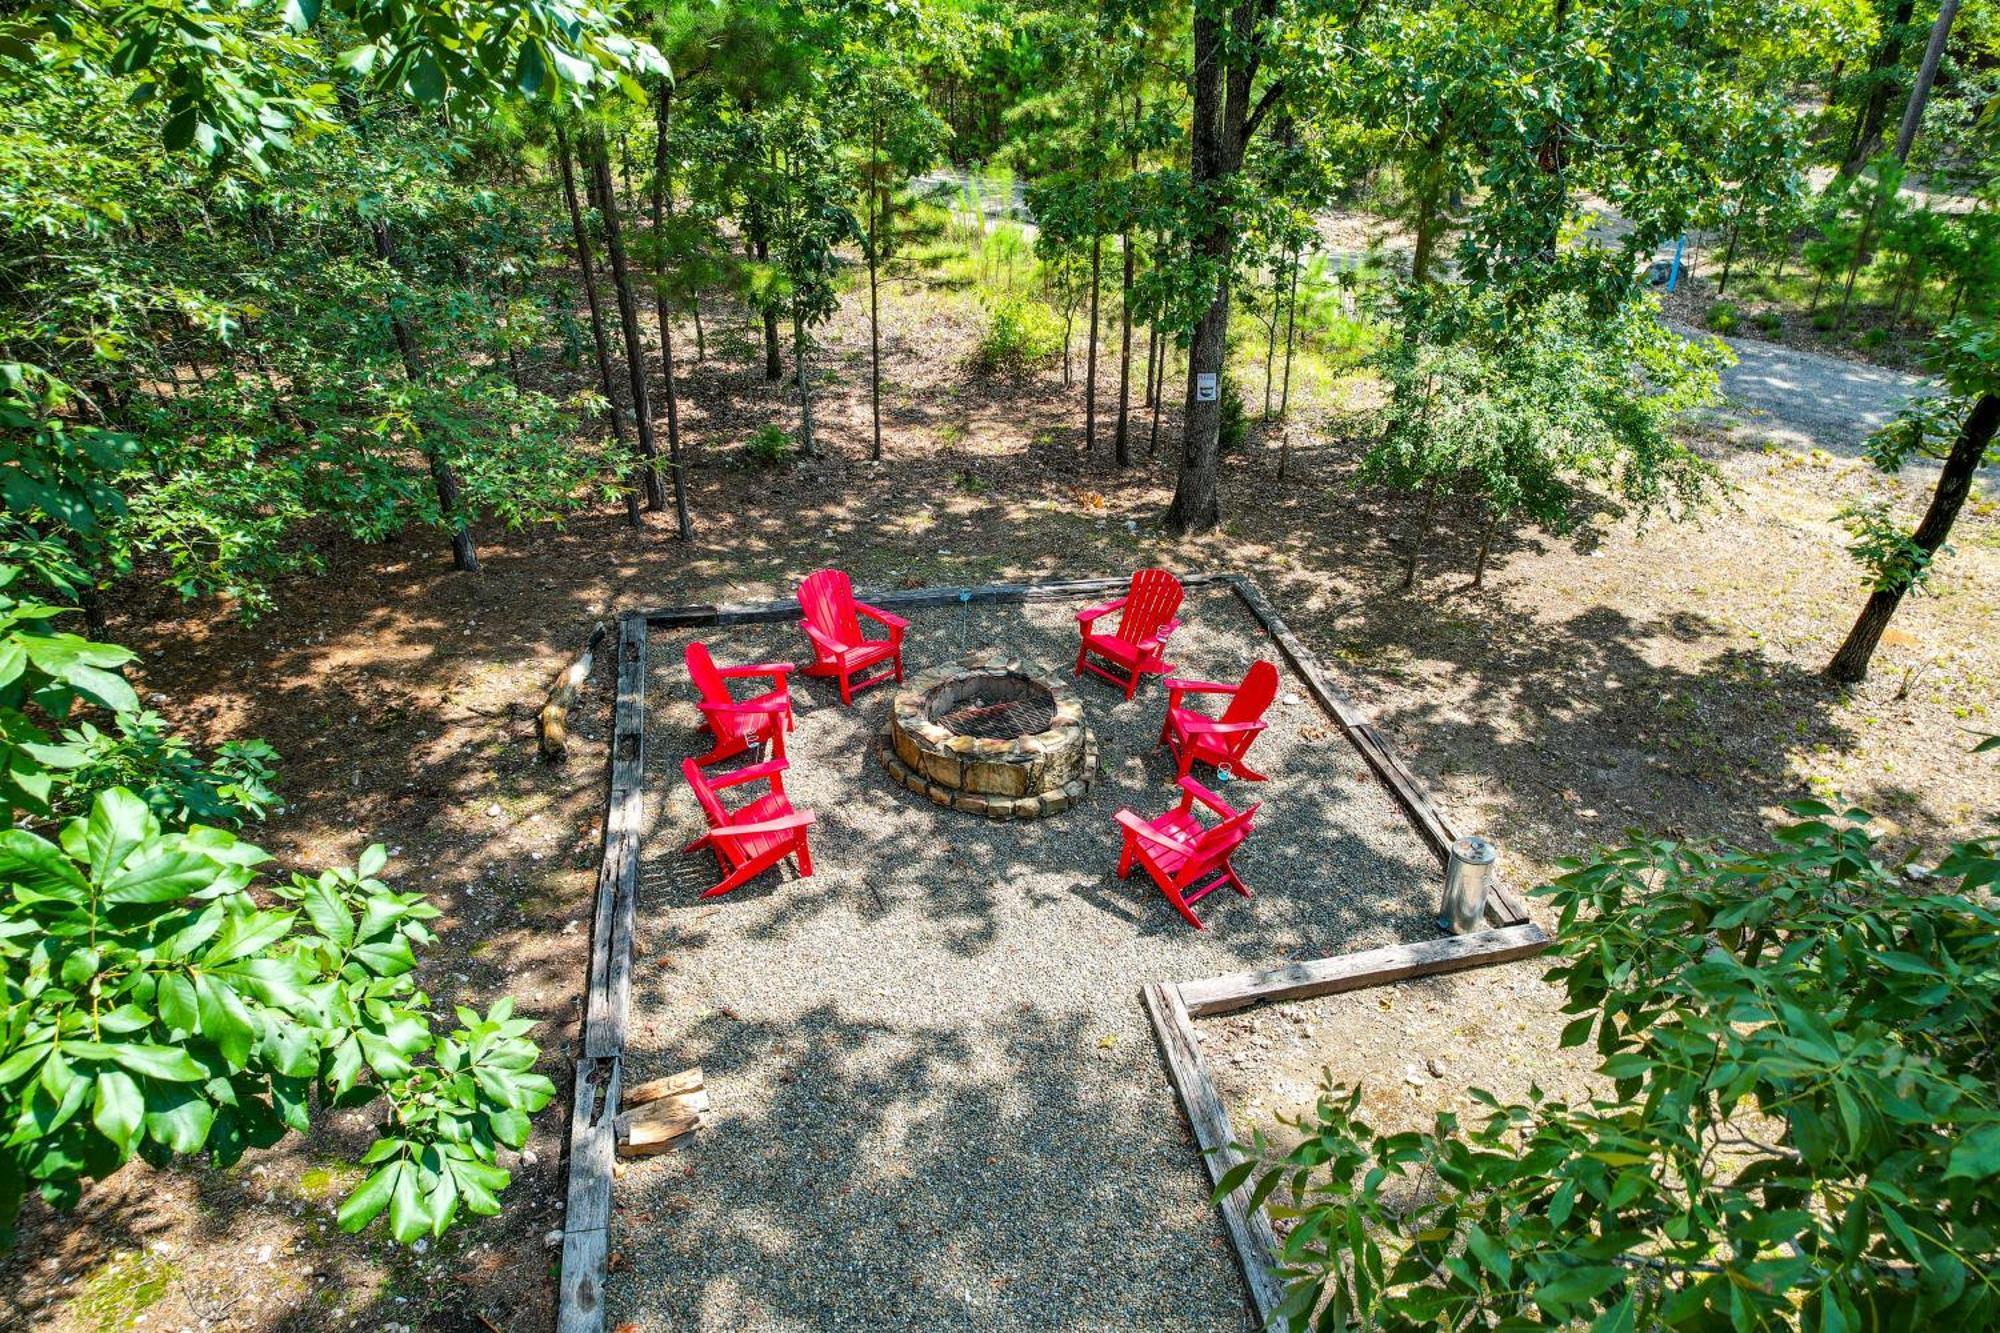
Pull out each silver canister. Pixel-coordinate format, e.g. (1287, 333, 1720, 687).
(1438, 835, 1499, 935)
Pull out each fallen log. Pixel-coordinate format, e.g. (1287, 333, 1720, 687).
(539, 621, 607, 763)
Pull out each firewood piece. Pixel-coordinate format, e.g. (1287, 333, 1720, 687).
(623, 1067, 703, 1107)
(615, 1088, 709, 1156)
(539, 621, 607, 762)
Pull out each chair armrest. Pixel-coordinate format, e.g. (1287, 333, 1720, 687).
(1075, 595, 1127, 625)
(800, 621, 839, 650)
(719, 660, 796, 679)
(1178, 718, 1267, 737)
(856, 602, 908, 635)
(1141, 618, 1182, 649)
(1115, 809, 1190, 850)
(1177, 775, 1239, 817)
(1164, 678, 1239, 695)
(702, 697, 791, 716)
(711, 811, 817, 840)
(709, 758, 790, 789)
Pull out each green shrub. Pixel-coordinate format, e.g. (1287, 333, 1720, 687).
(1811, 308, 1838, 331)
(1754, 310, 1784, 336)
(1246, 807, 2000, 1331)
(0, 797, 554, 1245)
(1858, 327, 1891, 350)
(1705, 300, 1741, 334)
(972, 295, 1064, 377)
(746, 423, 794, 465)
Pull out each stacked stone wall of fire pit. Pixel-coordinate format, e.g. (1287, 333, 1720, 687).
(878, 650, 1097, 819)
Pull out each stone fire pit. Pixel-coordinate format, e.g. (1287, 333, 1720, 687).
(877, 650, 1097, 819)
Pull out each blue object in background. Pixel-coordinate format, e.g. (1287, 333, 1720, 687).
(1666, 234, 1686, 293)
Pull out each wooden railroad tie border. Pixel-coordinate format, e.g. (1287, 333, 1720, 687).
(557, 571, 1530, 1333)
(1220, 574, 1532, 930)
(1145, 922, 1554, 1329)
(557, 613, 646, 1333)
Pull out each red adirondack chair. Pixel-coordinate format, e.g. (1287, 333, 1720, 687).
(1160, 659, 1279, 782)
(796, 569, 909, 705)
(1075, 568, 1184, 700)
(680, 756, 816, 898)
(685, 641, 794, 766)
(1114, 777, 1259, 930)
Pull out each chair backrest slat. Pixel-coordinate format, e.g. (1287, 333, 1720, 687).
(1221, 660, 1279, 726)
(1116, 568, 1184, 644)
(799, 568, 862, 645)
(685, 641, 727, 705)
(681, 757, 728, 828)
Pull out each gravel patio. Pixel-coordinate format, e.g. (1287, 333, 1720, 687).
(604, 583, 1443, 1330)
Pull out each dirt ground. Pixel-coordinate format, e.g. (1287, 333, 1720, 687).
(1, 238, 1993, 1331)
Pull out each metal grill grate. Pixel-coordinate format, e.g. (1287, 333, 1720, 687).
(934, 691, 1056, 740)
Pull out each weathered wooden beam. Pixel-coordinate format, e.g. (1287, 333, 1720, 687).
(1224, 575, 1534, 930)
(558, 614, 649, 1333)
(555, 1224, 610, 1333)
(1143, 981, 1287, 1325)
(1177, 923, 1552, 1018)
(634, 570, 1236, 627)
(539, 621, 607, 762)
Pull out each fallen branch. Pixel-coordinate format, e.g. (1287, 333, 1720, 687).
(539, 621, 607, 763)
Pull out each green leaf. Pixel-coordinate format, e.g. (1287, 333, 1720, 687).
(84, 787, 154, 883)
(1945, 1124, 2000, 1181)
(110, 1043, 207, 1082)
(201, 909, 296, 964)
(143, 1085, 216, 1153)
(388, 1157, 433, 1242)
(158, 973, 199, 1033)
(102, 843, 226, 903)
(337, 1161, 401, 1232)
(93, 1070, 144, 1152)
(302, 877, 354, 949)
(0, 829, 89, 902)
(194, 973, 258, 1069)
(408, 54, 445, 103)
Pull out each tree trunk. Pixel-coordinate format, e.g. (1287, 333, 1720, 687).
(1164, 0, 1272, 535)
(1834, 186, 1886, 332)
(867, 121, 885, 462)
(369, 217, 479, 571)
(1149, 332, 1167, 459)
(1062, 306, 1074, 386)
(590, 133, 666, 512)
(1279, 242, 1301, 417)
(1262, 271, 1279, 417)
(1718, 221, 1741, 296)
(1114, 232, 1135, 467)
(652, 87, 692, 538)
(555, 125, 641, 529)
(793, 308, 818, 456)
(1401, 480, 1440, 592)
(1473, 507, 1498, 587)
(1893, 0, 1961, 163)
(1843, 0, 1916, 174)
(1826, 392, 1998, 682)
(1141, 313, 1157, 408)
(1085, 232, 1103, 453)
(749, 211, 782, 380)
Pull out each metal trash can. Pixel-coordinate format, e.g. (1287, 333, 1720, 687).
(1438, 835, 1499, 935)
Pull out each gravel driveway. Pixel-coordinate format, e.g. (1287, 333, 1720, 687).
(1679, 323, 1938, 457)
(605, 585, 1443, 1331)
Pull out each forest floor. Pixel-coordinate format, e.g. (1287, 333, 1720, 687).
(2, 245, 1994, 1332)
